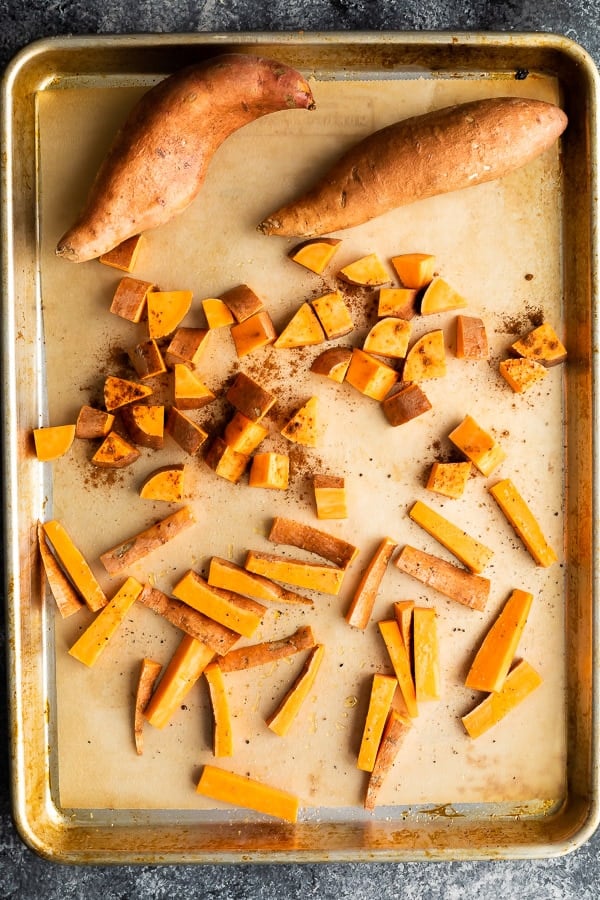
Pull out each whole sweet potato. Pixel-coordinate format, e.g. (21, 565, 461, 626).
(57, 54, 315, 262)
(258, 97, 567, 237)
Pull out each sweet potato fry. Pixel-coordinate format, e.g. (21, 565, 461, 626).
(377, 619, 418, 718)
(268, 516, 358, 569)
(364, 710, 412, 810)
(266, 643, 325, 736)
(357, 673, 398, 772)
(465, 588, 534, 693)
(43, 519, 107, 611)
(218, 625, 315, 673)
(196, 764, 299, 823)
(245, 550, 345, 595)
(100, 507, 195, 576)
(461, 659, 543, 739)
(395, 545, 490, 611)
(172, 570, 266, 638)
(144, 634, 215, 729)
(345, 537, 397, 630)
(204, 662, 234, 757)
(37, 522, 84, 618)
(208, 557, 313, 607)
(134, 657, 162, 755)
(69, 577, 143, 667)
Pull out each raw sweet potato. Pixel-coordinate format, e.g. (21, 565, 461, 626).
(258, 97, 567, 237)
(56, 54, 315, 262)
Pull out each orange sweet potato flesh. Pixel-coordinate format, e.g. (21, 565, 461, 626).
(56, 54, 315, 262)
(258, 98, 567, 237)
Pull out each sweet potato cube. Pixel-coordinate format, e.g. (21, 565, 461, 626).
(202, 297, 234, 329)
(357, 673, 398, 772)
(165, 407, 208, 455)
(33, 424, 76, 461)
(91, 432, 141, 468)
(420, 277, 468, 315)
(274, 302, 325, 349)
(99, 234, 143, 272)
(226, 372, 277, 421)
(395, 545, 490, 611)
(173, 364, 215, 409)
(402, 330, 446, 382)
(313, 474, 347, 519)
(245, 550, 346, 595)
(377, 287, 418, 320)
(110, 276, 154, 322)
(345, 348, 398, 401)
(120, 404, 164, 449)
(140, 465, 185, 502)
(205, 437, 249, 483)
(128, 339, 167, 380)
(75, 405, 115, 440)
(499, 358, 548, 393)
(147, 289, 193, 339)
(382, 383, 432, 426)
(461, 659, 543, 739)
(220, 284, 264, 323)
(165, 327, 210, 368)
(448, 414, 506, 476)
(456, 315, 489, 359)
(310, 347, 353, 383)
(426, 461, 472, 499)
(511, 322, 566, 366)
(363, 317, 411, 359)
(465, 588, 534, 693)
(390, 253, 435, 289)
(409, 500, 494, 574)
(266, 643, 325, 737)
(413, 607, 440, 702)
(104, 375, 153, 411)
(223, 411, 268, 454)
(268, 515, 358, 568)
(311, 290, 353, 339)
(249, 452, 290, 490)
(338, 253, 390, 286)
(281, 396, 319, 447)
(288, 238, 341, 274)
(488, 478, 557, 567)
(231, 310, 277, 357)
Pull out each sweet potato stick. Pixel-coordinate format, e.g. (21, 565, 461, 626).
(465, 589, 534, 693)
(208, 557, 313, 606)
(144, 634, 215, 729)
(266, 644, 325, 736)
(378, 620, 418, 718)
(462, 659, 543, 739)
(99, 506, 195, 576)
(196, 764, 299, 823)
(137, 584, 242, 656)
(357, 673, 398, 772)
(345, 537, 398, 629)
(172, 570, 266, 638)
(364, 710, 412, 810)
(37, 522, 84, 618)
(134, 657, 162, 755)
(69, 577, 143, 667)
(395, 545, 490, 611)
(43, 519, 107, 611)
(204, 663, 234, 757)
(245, 550, 345, 595)
(268, 516, 358, 568)
(218, 625, 316, 673)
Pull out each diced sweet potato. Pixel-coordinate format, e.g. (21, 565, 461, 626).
(395, 545, 490, 611)
(363, 317, 411, 359)
(91, 432, 141, 468)
(109, 276, 154, 322)
(33, 424, 76, 461)
(420, 277, 467, 315)
(165, 407, 208, 455)
(231, 309, 277, 357)
(100, 507, 195, 576)
(281, 396, 319, 447)
(104, 375, 153, 411)
(164, 327, 210, 368)
(345, 348, 398, 401)
(448, 414, 506, 476)
(173, 364, 215, 409)
(220, 284, 264, 323)
(390, 253, 435, 289)
(225, 372, 277, 421)
(338, 253, 390, 286)
(377, 287, 418, 320)
(311, 290, 353, 339)
(249, 452, 290, 489)
(402, 330, 446, 382)
(288, 237, 341, 274)
(499, 357, 548, 393)
(75, 405, 115, 440)
(426, 461, 472, 499)
(310, 346, 353, 383)
(511, 322, 566, 366)
(147, 289, 193, 339)
(99, 234, 143, 272)
(120, 404, 164, 449)
(205, 437, 249, 483)
(456, 315, 489, 359)
(128, 339, 167, 380)
(273, 302, 325, 349)
(139, 464, 185, 502)
(313, 474, 347, 520)
(223, 411, 268, 454)
(268, 516, 358, 568)
(202, 297, 235, 329)
(381, 383, 432, 426)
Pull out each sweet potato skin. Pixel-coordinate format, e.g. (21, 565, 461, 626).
(57, 54, 315, 261)
(258, 97, 568, 237)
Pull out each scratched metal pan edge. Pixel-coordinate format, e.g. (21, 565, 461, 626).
(1, 31, 598, 863)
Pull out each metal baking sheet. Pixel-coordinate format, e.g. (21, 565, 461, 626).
(2, 32, 598, 863)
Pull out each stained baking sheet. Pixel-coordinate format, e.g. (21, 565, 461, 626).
(2, 32, 598, 862)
